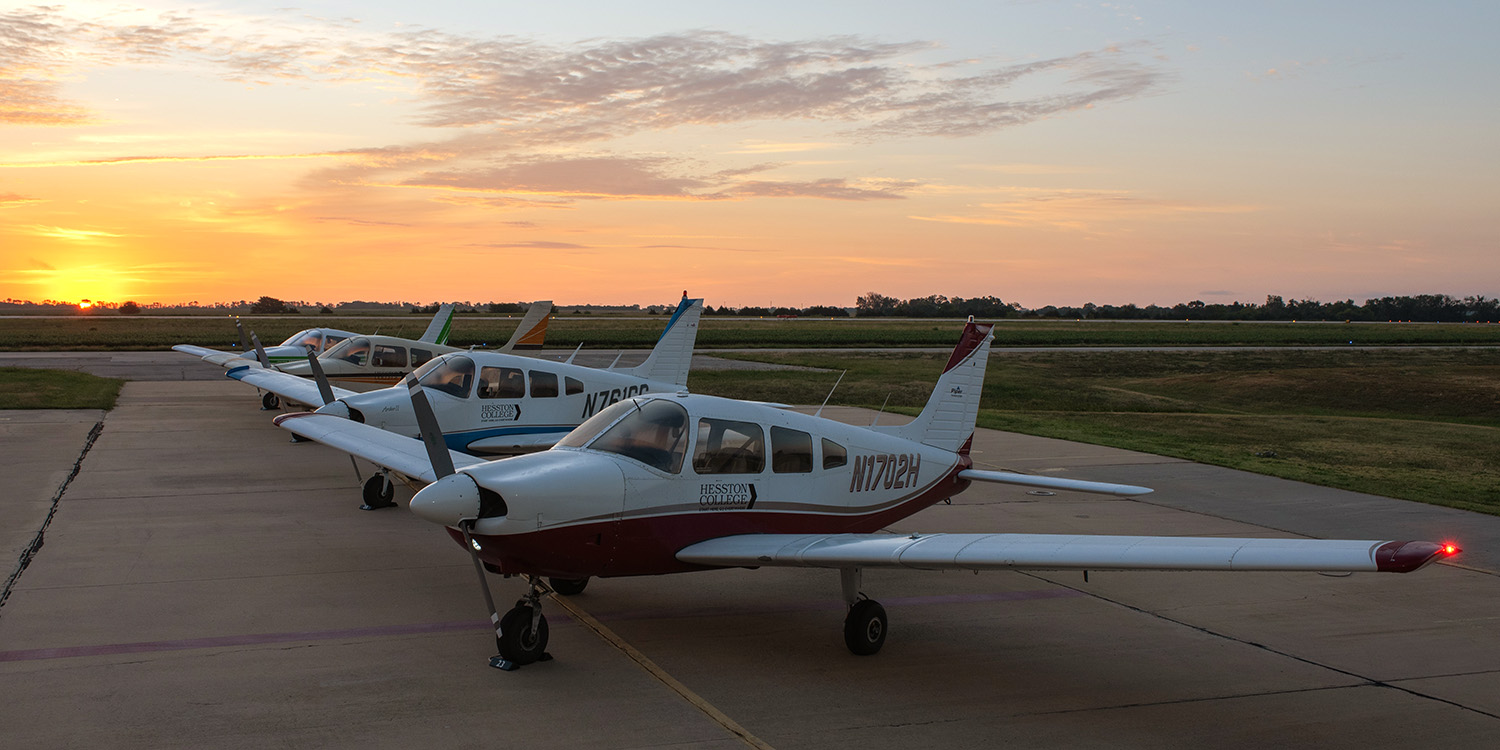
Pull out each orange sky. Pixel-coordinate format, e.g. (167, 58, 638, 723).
(2, 2, 1496, 308)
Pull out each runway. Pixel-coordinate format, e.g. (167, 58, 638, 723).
(1, 372, 1497, 747)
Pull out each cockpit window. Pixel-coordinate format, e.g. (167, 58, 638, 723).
(415, 354, 474, 398)
(323, 337, 370, 366)
(478, 366, 524, 399)
(588, 399, 689, 473)
(693, 418, 765, 475)
(555, 399, 640, 449)
(771, 426, 813, 473)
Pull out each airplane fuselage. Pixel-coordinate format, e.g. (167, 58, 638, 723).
(416, 393, 973, 578)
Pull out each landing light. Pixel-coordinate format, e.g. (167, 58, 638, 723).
(470, 537, 483, 552)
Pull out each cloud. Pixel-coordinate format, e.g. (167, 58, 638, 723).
(0, 192, 42, 207)
(723, 178, 914, 201)
(0, 8, 94, 124)
(408, 156, 711, 198)
(911, 189, 1258, 230)
(468, 240, 593, 251)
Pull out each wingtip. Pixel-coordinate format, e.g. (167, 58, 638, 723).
(1374, 540, 1460, 572)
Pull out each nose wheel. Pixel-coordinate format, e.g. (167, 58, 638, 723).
(360, 472, 395, 510)
(491, 577, 553, 670)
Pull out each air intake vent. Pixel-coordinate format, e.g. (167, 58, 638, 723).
(347, 406, 365, 424)
(478, 486, 508, 518)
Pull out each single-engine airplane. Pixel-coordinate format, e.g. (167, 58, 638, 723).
(173, 302, 461, 369)
(182, 301, 552, 409)
(290, 297, 704, 507)
(277, 321, 1461, 669)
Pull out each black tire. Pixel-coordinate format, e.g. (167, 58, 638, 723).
(261, 392, 280, 410)
(843, 599, 887, 656)
(549, 577, 589, 596)
(360, 474, 394, 510)
(498, 605, 549, 665)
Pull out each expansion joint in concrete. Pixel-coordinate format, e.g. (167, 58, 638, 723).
(0, 417, 106, 618)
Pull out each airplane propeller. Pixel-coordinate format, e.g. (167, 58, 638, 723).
(305, 351, 336, 407)
(235, 318, 251, 352)
(404, 373, 546, 669)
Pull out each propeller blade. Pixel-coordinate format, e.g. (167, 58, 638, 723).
(460, 520, 505, 655)
(249, 332, 272, 368)
(405, 374, 456, 479)
(305, 350, 335, 406)
(235, 318, 251, 351)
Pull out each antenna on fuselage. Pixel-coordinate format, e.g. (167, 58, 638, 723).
(870, 392, 892, 427)
(813, 370, 846, 418)
(606, 351, 624, 369)
(565, 342, 584, 365)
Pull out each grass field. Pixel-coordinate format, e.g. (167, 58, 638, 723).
(691, 348, 1500, 515)
(2, 314, 1500, 350)
(0, 368, 124, 409)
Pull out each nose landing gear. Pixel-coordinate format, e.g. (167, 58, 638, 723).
(492, 577, 553, 670)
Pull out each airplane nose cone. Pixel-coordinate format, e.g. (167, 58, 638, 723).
(314, 400, 350, 418)
(411, 472, 482, 526)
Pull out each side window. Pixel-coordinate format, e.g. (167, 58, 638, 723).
(529, 371, 559, 398)
(325, 335, 347, 346)
(340, 338, 370, 366)
(478, 366, 525, 399)
(372, 345, 407, 368)
(411, 348, 434, 367)
(822, 439, 847, 470)
(565, 377, 584, 395)
(771, 426, 813, 473)
(692, 418, 765, 475)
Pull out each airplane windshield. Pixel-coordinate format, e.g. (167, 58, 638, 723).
(555, 399, 639, 450)
(415, 355, 474, 398)
(322, 337, 370, 366)
(582, 399, 689, 473)
(279, 329, 317, 347)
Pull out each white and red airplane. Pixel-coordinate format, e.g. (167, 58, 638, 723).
(291, 297, 704, 507)
(277, 321, 1461, 669)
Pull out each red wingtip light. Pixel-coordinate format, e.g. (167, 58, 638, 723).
(1442, 543, 1460, 556)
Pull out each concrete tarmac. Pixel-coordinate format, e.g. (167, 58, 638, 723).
(1, 379, 1497, 748)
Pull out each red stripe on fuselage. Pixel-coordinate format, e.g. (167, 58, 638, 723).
(448, 462, 974, 579)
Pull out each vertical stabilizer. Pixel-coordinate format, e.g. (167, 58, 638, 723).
(880, 322, 994, 452)
(623, 297, 703, 387)
(496, 301, 553, 351)
(420, 303, 456, 345)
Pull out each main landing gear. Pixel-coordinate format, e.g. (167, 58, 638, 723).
(491, 577, 553, 670)
(360, 472, 395, 510)
(841, 567, 888, 656)
(260, 392, 280, 410)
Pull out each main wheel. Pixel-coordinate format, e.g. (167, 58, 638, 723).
(843, 599, 887, 656)
(498, 605, 549, 665)
(261, 392, 280, 410)
(549, 577, 589, 596)
(360, 474, 395, 510)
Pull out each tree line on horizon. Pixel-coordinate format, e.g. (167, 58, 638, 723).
(4, 292, 1497, 323)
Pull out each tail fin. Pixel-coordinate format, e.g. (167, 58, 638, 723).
(496, 300, 552, 351)
(879, 321, 994, 452)
(623, 297, 703, 387)
(419, 303, 456, 345)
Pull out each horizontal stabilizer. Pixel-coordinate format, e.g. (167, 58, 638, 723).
(228, 365, 357, 407)
(274, 411, 487, 483)
(678, 533, 1457, 574)
(959, 469, 1153, 497)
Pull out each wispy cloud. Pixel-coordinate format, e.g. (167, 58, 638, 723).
(911, 189, 1259, 230)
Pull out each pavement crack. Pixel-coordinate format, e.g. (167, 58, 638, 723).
(1020, 571, 1500, 721)
(0, 417, 106, 618)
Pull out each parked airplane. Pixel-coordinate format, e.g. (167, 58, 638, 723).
(277, 321, 1460, 669)
(173, 303, 457, 368)
(178, 302, 552, 408)
(291, 297, 703, 508)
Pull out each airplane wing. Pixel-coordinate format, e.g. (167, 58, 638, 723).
(273, 411, 488, 483)
(172, 344, 258, 368)
(227, 365, 357, 407)
(958, 469, 1153, 497)
(676, 533, 1456, 574)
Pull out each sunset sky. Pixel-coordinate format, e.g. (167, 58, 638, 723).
(2, 1, 1496, 308)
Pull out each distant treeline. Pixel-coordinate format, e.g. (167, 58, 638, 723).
(839, 293, 1499, 323)
(4, 292, 1497, 322)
